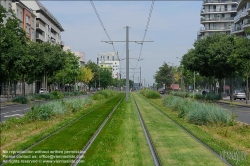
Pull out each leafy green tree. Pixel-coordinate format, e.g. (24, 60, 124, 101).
(154, 62, 174, 89)
(100, 69, 113, 89)
(54, 50, 79, 90)
(229, 36, 250, 102)
(0, 5, 28, 100)
(208, 34, 238, 99)
(77, 66, 93, 91)
(85, 60, 100, 90)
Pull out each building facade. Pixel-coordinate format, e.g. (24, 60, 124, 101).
(97, 52, 120, 79)
(231, 0, 250, 36)
(21, 0, 64, 46)
(12, 0, 36, 41)
(197, 0, 238, 41)
(73, 52, 86, 67)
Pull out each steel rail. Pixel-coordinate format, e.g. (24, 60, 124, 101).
(71, 95, 125, 166)
(0, 97, 114, 166)
(132, 94, 161, 166)
(141, 95, 233, 166)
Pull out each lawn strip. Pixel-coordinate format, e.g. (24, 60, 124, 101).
(2, 94, 123, 166)
(82, 94, 154, 166)
(133, 93, 226, 166)
(146, 95, 250, 166)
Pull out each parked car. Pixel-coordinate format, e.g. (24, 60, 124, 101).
(233, 90, 246, 100)
(158, 88, 165, 94)
(39, 88, 49, 94)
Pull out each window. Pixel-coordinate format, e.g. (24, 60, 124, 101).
(26, 15, 30, 24)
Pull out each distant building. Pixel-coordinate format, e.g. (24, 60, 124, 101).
(197, 0, 237, 41)
(72, 52, 86, 67)
(97, 51, 120, 79)
(231, 0, 250, 37)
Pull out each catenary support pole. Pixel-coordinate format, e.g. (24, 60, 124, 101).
(126, 26, 129, 102)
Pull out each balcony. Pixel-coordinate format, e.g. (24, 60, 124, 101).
(231, 23, 243, 32)
(36, 33, 45, 42)
(36, 23, 45, 32)
(201, 17, 234, 23)
(201, 7, 236, 14)
(200, 26, 230, 32)
(234, 9, 248, 23)
(203, 0, 238, 4)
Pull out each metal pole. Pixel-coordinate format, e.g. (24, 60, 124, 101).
(126, 26, 129, 102)
(140, 66, 141, 90)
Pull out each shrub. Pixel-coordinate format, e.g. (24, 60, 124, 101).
(50, 91, 64, 99)
(12, 96, 28, 104)
(141, 89, 161, 99)
(163, 95, 233, 126)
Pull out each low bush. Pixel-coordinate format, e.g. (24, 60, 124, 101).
(50, 91, 64, 99)
(92, 90, 116, 100)
(12, 96, 28, 104)
(141, 89, 161, 99)
(170, 91, 220, 101)
(162, 95, 233, 125)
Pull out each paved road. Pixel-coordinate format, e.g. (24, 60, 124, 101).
(0, 95, 90, 122)
(215, 102, 250, 124)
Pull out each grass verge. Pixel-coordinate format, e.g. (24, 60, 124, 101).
(144, 94, 250, 166)
(133, 92, 226, 166)
(2, 93, 124, 165)
(83, 94, 153, 166)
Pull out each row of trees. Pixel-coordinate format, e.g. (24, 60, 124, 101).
(0, 5, 134, 98)
(182, 33, 250, 101)
(154, 33, 250, 103)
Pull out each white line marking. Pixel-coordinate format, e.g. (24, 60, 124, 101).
(4, 114, 24, 118)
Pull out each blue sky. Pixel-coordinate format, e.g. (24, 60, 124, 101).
(41, 1, 202, 85)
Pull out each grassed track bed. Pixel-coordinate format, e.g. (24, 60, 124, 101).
(133, 93, 226, 166)
(2, 94, 124, 166)
(82, 94, 154, 166)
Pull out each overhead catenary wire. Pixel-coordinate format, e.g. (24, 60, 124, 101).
(90, 0, 117, 57)
(134, 0, 155, 69)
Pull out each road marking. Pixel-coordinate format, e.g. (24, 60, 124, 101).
(0, 112, 9, 115)
(4, 114, 24, 118)
(11, 110, 21, 113)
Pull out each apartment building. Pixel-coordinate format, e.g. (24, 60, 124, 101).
(97, 52, 120, 79)
(73, 52, 86, 67)
(197, 0, 238, 41)
(231, 0, 250, 36)
(21, 0, 64, 46)
(12, 0, 36, 41)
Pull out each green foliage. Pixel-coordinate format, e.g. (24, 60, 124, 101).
(141, 89, 161, 99)
(91, 90, 116, 100)
(154, 62, 174, 88)
(12, 96, 28, 104)
(50, 91, 64, 99)
(162, 96, 233, 125)
(170, 91, 220, 101)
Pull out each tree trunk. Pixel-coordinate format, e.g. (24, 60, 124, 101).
(7, 80, 10, 102)
(246, 74, 248, 104)
(22, 74, 25, 96)
(230, 75, 234, 102)
(208, 76, 212, 93)
(219, 78, 222, 100)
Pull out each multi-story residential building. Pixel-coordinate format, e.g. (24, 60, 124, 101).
(21, 0, 64, 46)
(12, 0, 36, 41)
(73, 52, 86, 67)
(97, 51, 120, 79)
(231, 0, 250, 36)
(197, 0, 238, 41)
(1, 0, 12, 11)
